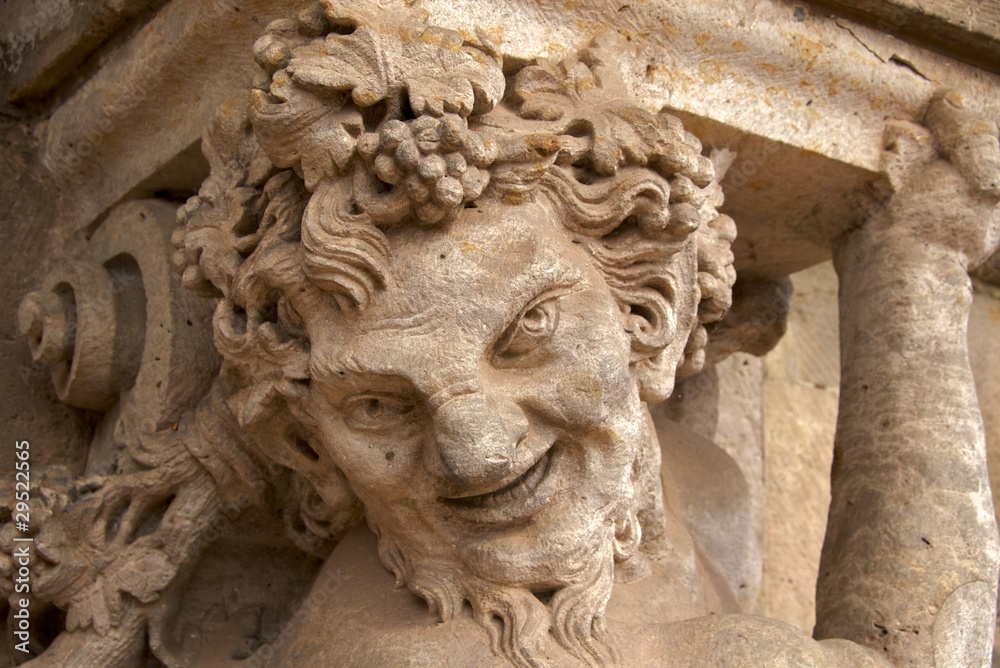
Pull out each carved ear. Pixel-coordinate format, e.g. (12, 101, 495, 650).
(622, 283, 677, 360)
(633, 248, 698, 403)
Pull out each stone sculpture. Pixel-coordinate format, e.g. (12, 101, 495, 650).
(4, 2, 999, 667)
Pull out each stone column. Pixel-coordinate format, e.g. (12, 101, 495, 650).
(816, 94, 1000, 667)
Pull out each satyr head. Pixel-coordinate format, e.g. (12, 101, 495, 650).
(175, 2, 735, 664)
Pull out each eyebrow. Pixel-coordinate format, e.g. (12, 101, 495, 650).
(309, 350, 369, 386)
(537, 262, 585, 291)
(310, 258, 587, 383)
(496, 264, 585, 327)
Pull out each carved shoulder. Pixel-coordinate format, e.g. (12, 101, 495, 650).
(264, 526, 511, 668)
(641, 616, 891, 668)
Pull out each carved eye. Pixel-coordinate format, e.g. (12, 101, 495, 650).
(342, 393, 416, 432)
(494, 295, 561, 361)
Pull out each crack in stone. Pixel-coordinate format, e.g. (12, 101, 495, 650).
(835, 19, 886, 63)
(888, 54, 934, 82)
(834, 20, 936, 84)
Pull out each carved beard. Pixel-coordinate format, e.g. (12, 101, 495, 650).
(368, 502, 644, 668)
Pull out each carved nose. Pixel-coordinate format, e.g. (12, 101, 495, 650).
(433, 393, 522, 486)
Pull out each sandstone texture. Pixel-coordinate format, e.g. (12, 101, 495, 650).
(1, 2, 999, 667)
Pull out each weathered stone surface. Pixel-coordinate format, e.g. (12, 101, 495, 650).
(33, 0, 1000, 282)
(656, 352, 768, 612)
(763, 381, 837, 632)
(38, 0, 316, 232)
(755, 262, 1000, 656)
(0, 118, 90, 477)
(2, 1, 999, 667)
(816, 93, 1000, 667)
(972, 283, 1000, 524)
(969, 283, 1000, 668)
(765, 262, 840, 391)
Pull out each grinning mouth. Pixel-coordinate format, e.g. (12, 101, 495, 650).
(445, 449, 552, 509)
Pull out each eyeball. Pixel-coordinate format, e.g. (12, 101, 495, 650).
(494, 296, 560, 361)
(341, 393, 416, 432)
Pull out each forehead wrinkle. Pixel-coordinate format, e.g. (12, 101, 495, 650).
(312, 328, 481, 389)
(375, 215, 577, 315)
(359, 307, 441, 335)
(309, 220, 593, 388)
(401, 244, 586, 320)
(353, 255, 583, 343)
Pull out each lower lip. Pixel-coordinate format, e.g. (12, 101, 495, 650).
(442, 446, 557, 525)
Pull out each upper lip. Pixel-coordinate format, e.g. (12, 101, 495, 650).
(441, 443, 553, 508)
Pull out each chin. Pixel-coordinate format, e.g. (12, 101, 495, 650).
(371, 509, 626, 668)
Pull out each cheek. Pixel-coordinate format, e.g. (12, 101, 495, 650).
(315, 418, 427, 497)
(554, 370, 606, 425)
(527, 340, 637, 430)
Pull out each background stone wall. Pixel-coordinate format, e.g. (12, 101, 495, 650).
(761, 262, 839, 632)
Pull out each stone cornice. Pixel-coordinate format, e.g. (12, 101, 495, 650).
(29, 0, 1000, 279)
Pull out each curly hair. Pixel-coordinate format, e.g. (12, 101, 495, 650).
(174, 1, 735, 556)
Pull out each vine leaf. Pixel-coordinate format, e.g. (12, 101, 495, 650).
(64, 544, 176, 634)
(250, 8, 503, 187)
(250, 74, 364, 190)
(508, 57, 713, 184)
(290, 28, 388, 107)
(66, 577, 114, 636)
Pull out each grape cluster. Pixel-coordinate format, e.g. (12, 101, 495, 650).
(359, 115, 494, 225)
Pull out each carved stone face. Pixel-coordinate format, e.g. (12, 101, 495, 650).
(304, 194, 647, 590)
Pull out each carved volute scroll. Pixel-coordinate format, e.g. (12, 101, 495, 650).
(3, 201, 239, 667)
